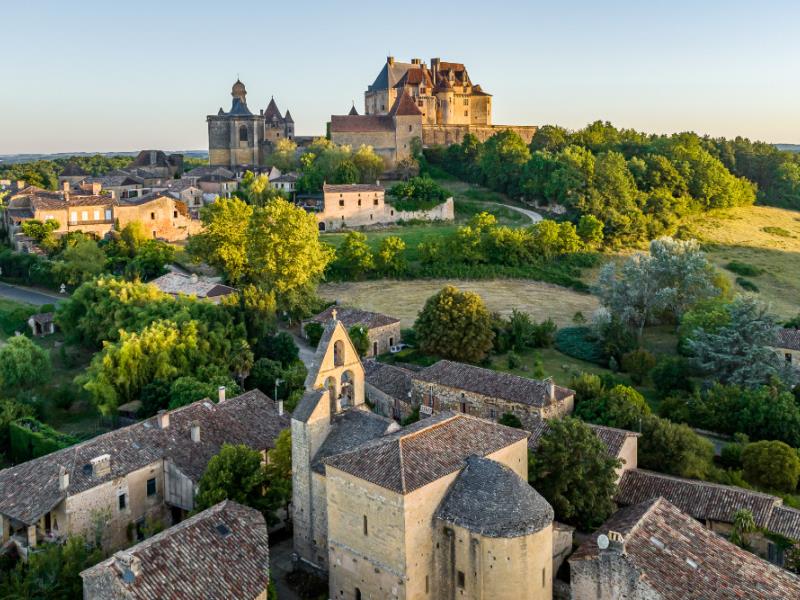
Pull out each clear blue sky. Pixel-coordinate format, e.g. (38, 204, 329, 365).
(2, 0, 798, 154)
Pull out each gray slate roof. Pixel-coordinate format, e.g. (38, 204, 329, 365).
(149, 272, 236, 301)
(80, 500, 269, 600)
(0, 390, 288, 525)
(435, 455, 553, 537)
(776, 328, 800, 351)
(363, 360, 413, 403)
(415, 360, 574, 408)
(311, 408, 396, 474)
(308, 306, 399, 330)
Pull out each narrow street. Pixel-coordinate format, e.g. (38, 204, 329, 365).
(0, 281, 65, 306)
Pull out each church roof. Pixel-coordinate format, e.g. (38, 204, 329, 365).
(284, 109, 294, 123)
(348, 103, 359, 116)
(388, 91, 423, 117)
(264, 98, 284, 123)
(227, 97, 253, 116)
(311, 409, 395, 474)
(435, 455, 553, 537)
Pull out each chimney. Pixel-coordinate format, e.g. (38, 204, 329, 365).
(157, 410, 170, 429)
(545, 378, 555, 401)
(58, 466, 69, 491)
(411, 58, 421, 65)
(387, 56, 394, 65)
(91, 182, 102, 195)
(114, 552, 142, 581)
(278, 400, 284, 416)
(62, 181, 70, 192)
(90, 454, 111, 478)
(190, 422, 201, 443)
(218, 386, 226, 403)
(190, 273, 199, 284)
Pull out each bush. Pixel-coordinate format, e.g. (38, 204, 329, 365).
(570, 373, 604, 405)
(638, 415, 715, 479)
(531, 318, 558, 348)
(650, 356, 693, 399)
(575, 385, 651, 430)
(725, 261, 763, 277)
(736, 277, 759, 292)
(304, 322, 324, 348)
(555, 327, 605, 365)
(507, 351, 521, 370)
(719, 434, 750, 469)
(741, 440, 800, 492)
(762, 226, 793, 237)
(387, 176, 450, 211)
(9, 417, 78, 462)
(621, 349, 656, 385)
(498, 413, 523, 428)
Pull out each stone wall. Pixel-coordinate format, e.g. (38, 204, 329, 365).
(570, 550, 661, 600)
(390, 197, 454, 224)
(422, 124, 538, 146)
(366, 323, 402, 358)
(365, 383, 411, 421)
(115, 196, 199, 242)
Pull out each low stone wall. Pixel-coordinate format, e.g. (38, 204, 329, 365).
(391, 197, 454, 223)
(423, 124, 538, 146)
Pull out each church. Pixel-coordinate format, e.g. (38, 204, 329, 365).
(206, 79, 294, 169)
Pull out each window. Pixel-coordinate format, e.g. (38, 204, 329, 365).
(373, 341, 378, 356)
(81, 211, 88, 221)
(173, 210, 178, 218)
(239, 125, 248, 142)
(93, 210, 100, 220)
(373, 199, 378, 206)
(146, 477, 156, 497)
(786, 353, 793, 364)
(408, 125, 413, 132)
(460, 402, 467, 414)
(389, 337, 394, 347)
(358, 199, 361, 206)
(105, 209, 112, 220)
(457, 571, 465, 588)
(418, 100, 423, 107)
(464, 98, 468, 106)
(381, 104, 385, 111)
(542, 568, 546, 587)
(339, 199, 344, 207)
(489, 408, 496, 419)
(150, 212, 156, 220)
(70, 211, 78, 224)
(355, 589, 362, 600)
(118, 493, 127, 510)
(363, 515, 368, 536)
(425, 575, 429, 593)
(464, 110, 468, 116)
(370, 214, 373, 220)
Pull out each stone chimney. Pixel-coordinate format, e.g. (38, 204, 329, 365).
(62, 181, 70, 192)
(278, 400, 284, 416)
(218, 385, 226, 403)
(190, 422, 200, 443)
(411, 58, 421, 65)
(545, 378, 555, 401)
(91, 454, 111, 478)
(387, 56, 394, 66)
(190, 273, 199, 284)
(90, 182, 102, 195)
(157, 410, 170, 429)
(58, 466, 69, 491)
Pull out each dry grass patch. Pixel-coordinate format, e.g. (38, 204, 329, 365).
(318, 279, 598, 328)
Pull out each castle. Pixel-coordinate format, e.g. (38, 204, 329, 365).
(291, 314, 555, 600)
(207, 80, 294, 169)
(330, 57, 538, 168)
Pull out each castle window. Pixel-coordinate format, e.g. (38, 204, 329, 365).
(464, 98, 468, 106)
(339, 199, 344, 207)
(173, 210, 178, 219)
(381, 104, 385, 111)
(408, 125, 413, 132)
(542, 568, 546, 587)
(363, 515, 368, 536)
(425, 575, 429, 593)
(239, 126, 248, 142)
(464, 110, 468, 116)
(150, 212, 156, 220)
(457, 571, 465, 588)
(358, 199, 361, 206)
(418, 100, 423, 107)
(373, 199, 378, 206)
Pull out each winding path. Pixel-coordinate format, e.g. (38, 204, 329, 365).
(496, 203, 543, 223)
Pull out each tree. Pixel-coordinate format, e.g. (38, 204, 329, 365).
(414, 285, 495, 363)
(0, 335, 51, 390)
(195, 444, 269, 514)
(247, 359, 283, 398)
(575, 384, 651, 430)
(375, 236, 407, 276)
(188, 197, 252, 283)
(498, 413, 522, 428)
(21, 218, 60, 252)
(267, 138, 299, 172)
(621, 349, 656, 385)
(576, 214, 604, 248)
(741, 440, 800, 492)
(352, 145, 384, 183)
(168, 374, 240, 409)
(529, 417, 620, 530)
(348, 325, 370, 357)
(125, 240, 175, 280)
(120, 221, 149, 254)
(570, 372, 604, 406)
(254, 331, 299, 366)
(264, 429, 292, 520)
(638, 416, 714, 479)
(479, 129, 531, 194)
(304, 322, 324, 347)
(595, 254, 661, 341)
(729, 509, 757, 549)
(650, 355, 693, 399)
(53, 238, 106, 285)
(335, 231, 374, 278)
(686, 296, 796, 387)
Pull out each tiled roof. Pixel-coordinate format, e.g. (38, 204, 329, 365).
(80, 500, 269, 600)
(184, 166, 234, 180)
(30, 312, 55, 325)
(263, 97, 284, 123)
(527, 419, 638, 460)
(308, 306, 398, 329)
(414, 360, 574, 409)
(388, 90, 423, 117)
(368, 60, 416, 92)
(131, 150, 174, 169)
(435, 455, 553, 537)
(616, 469, 780, 530)
(0, 390, 288, 525)
(149, 272, 236, 300)
(394, 68, 433, 89)
(348, 104, 359, 116)
(323, 412, 528, 494)
(768, 505, 800, 541)
(311, 409, 396, 474)
(364, 360, 413, 403)
(10, 190, 116, 211)
(330, 114, 395, 133)
(776, 328, 800, 351)
(571, 497, 800, 599)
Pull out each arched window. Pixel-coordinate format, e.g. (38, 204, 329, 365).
(333, 340, 344, 367)
(239, 125, 248, 142)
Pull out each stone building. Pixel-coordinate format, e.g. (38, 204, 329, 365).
(149, 272, 237, 303)
(292, 317, 561, 600)
(363, 360, 415, 420)
(774, 328, 800, 368)
(207, 80, 294, 169)
(114, 192, 201, 241)
(302, 305, 401, 357)
(570, 497, 800, 599)
(80, 500, 271, 600)
(412, 360, 575, 422)
(128, 150, 184, 179)
(615, 468, 800, 567)
(0, 389, 288, 556)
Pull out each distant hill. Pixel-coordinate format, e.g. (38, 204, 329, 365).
(0, 150, 208, 165)
(776, 144, 800, 153)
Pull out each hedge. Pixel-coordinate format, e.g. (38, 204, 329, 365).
(0, 249, 58, 290)
(555, 326, 606, 365)
(9, 417, 78, 463)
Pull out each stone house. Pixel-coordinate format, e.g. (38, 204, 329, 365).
(164, 180, 205, 216)
(0, 389, 288, 557)
(197, 173, 238, 198)
(149, 272, 237, 304)
(570, 497, 800, 599)
(615, 468, 800, 567)
(114, 193, 201, 241)
(412, 360, 575, 422)
(292, 317, 563, 599)
(363, 360, 415, 420)
(80, 500, 270, 600)
(774, 328, 800, 368)
(28, 312, 56, 337)
(302, 305, 401, 357)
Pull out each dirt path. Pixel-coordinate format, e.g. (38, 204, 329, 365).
(496, 203, 543, 223)
(319, 279, 598, 328)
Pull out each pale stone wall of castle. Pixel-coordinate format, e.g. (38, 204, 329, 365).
(423, 124, 538, 146)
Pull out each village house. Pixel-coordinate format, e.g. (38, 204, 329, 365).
(80, 500, 271, 600)
(0, 389, 288, 557)
(149, 272, 237, 303)
(774, 327, 800, 367)
(411, 360, 575, 422)
(163, 179, 205, 216)
(363, 360, 415, 420)
(302, 305, 401, 357)
(615, 468, 800, 567)
(570, 496, 800, 599)
(292, 318, 568, 600)
(27, 312, 56, 337)
(113, 192, 201, 241)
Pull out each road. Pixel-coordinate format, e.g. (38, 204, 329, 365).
(498, 203, 543, 223)
(281, 327, 316, 369)
(0, 282, 65, 306)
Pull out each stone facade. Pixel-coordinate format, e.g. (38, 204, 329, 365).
(774, 328, 800, 369)
(114, 194, 201, 242)
(303, 307, 402, 359)
(422, 124, 538, 147)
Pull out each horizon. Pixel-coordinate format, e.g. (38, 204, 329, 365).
(2, 0, 799, 154)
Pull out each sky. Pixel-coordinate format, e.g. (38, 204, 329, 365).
(1, 0, 799, 154)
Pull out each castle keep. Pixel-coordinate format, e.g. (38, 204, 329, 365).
(207, 80, 294, 169)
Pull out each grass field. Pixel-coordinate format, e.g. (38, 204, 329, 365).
(691, 205, 800, 319)
(319, 279, 598, 328)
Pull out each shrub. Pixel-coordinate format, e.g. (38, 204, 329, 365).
(621, 349, 656, 385)
(720, 434, 750, 469)
(725, 261, 763, 277)
(741, 440, 800, 492)
(650, 356, 693, 399)
(304, 322, 324, 348)
(762, 226, 793, 237)
(387, 176, 449, 211)
(507, 351, 521, 370)
(555, 327, 605, 365)
(570, 373, 604, 405)
(9, 417, 78, 462)
(638, 415, 715, 479)
(498, 413, 522, 428)
(531, 318, 558, 348)
(736, 277, 759, 292)
(575, 385, 651, 430)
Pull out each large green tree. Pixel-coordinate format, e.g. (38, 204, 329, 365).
(187, 197, 253, 283)
(0, 335, 51, 390)
(741, 440, 800, 492)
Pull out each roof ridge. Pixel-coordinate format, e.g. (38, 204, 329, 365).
(398, 413, 460, 442)
(631, 468, 781, 501)
(398, 438, 407, 493)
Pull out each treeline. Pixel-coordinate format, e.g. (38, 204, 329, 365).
(0, 154, 134, 190)
(423, 122, 800, 245)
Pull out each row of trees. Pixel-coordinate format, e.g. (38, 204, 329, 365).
(0, 154, 134, 190)
(426, 123, 759, 245)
